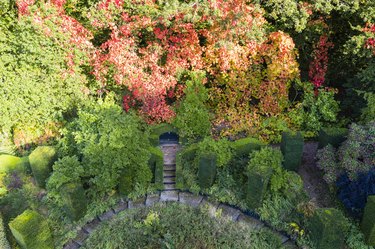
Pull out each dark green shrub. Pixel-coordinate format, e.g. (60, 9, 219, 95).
(9, 210, 54, 249)
(59, 182, 87, 221)
(0, 155, 26, 173)
(246, 147, 283, 209)
(361, 195, 375, 246)
(232, 137, 265, 158)
(118, 168, 133, 196)
(198, 153, 217, 189)
(280, 131, 303, 171)
(318, 127, 348, 148)
(149, 123, 178, 146)
(0, 213, 10, 249)
(307, 208, 349, 249)
(148, 147, 164, 190)
(175, 144, 198, 189)
(29, 146, 57, 188)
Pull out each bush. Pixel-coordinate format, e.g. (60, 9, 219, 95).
(280, 131, 303, 171)
(316, 144, 338, 184)
(232, 137, 265, 158)
(29, 146, 57, 188)
(307, 208, 349, 249)
(198, 153, 217, 189)
(9, 210, 54, 249)
(361, 195, 375, 246)
(318, 127, 348, 149)
(0, 155, 27, 173)
(118, 168, 134, 196)
(59, 182, 87, 221)
(148, 147, 164, 190)
(0, 213, 10, 249)
(149, 123, 178, 146)
(175, 144, 198, 190)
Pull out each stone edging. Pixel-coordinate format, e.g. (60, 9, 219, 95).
(63, 190, 297, 249)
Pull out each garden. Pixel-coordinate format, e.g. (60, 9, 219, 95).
(0, 0, 374, 248)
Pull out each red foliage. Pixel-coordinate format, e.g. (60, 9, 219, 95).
(308, 35, 334, 88)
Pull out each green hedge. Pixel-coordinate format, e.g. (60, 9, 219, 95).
(60, 182, 87, 221)
(307, 208, 349, 249)
(148, 147, 164, 190)
(0, 155, 27, 173)
(245, 168, 273, 210)
(29, 146, 57, 188)
(232, 137, 265, 158)
(118, 168, 133, 196)
(0, 213, 10, 249)
(176, 144, 198, 189)
(280, 131, 303, 171)
(198, 153, 217, 189)
(9, 210, 54, 249)
(149, 123, 178, 146)
(361, 195, 375, 246)
(318, 127, 348, 149)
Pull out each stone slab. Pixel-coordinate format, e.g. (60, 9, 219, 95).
(179, 192, 203, 207)
(199, 197, 219, 217)
(113, 200, 128, 213)
(82, 217, 100, 233)
(163, 183, 177, 190)
(160, 190, 179, 202)
(217, 204, 241, 221)
(282, 240, 297, 248)
(74, 230, 89, 246)
(237, 213, 264, 230)
(146, 193, 160, 206)
(128, 197, 146, 209)
(272, 231, 289, 244)
(63, 241, 80, 249)
(98, 209, 115, 221)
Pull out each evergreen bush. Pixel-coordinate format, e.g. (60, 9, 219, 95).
(118, 169, 133, 196)
(318, 127, 348, 148)
(198, 153, 217, 189)
(0, 155, 27, 173)
(307, 208, 349, 249)
(29, 146, 57, 188)
(59, 182, 87, 221)
(0, 213, 10, 249)
(175, 144, 198, 189)
(148, 147, 164, 190)
(280, 131, 303, 171)
(361, 195, 375, 246)
(232, 137, 265, 158)
(9, 210, 54, 249)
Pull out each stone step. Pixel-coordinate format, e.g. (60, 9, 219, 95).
(163, 171, 176, 177)
(163, 176, 176, 183)
(164, 164, 176, 171)
(164, 183, 177, 190)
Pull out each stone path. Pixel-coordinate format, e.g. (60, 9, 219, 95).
(160, 144, 180, 190)
(63, 191, 297, 249)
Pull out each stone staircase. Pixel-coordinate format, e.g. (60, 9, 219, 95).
(160, 144, 180, 191)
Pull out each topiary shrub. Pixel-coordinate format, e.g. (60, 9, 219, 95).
(148, 147, 164, 190)
(29, 146, 57, 188)
(307, 208, 349, 249)
(118, 168, 133, 196)
(280, 131, 303, 171)
(9, 210, 54, 249)
(59, 182, 87, 221)
(175, 144, 198, 190)
(0, 155, 26, 173)
(361, 195, 375, 246)
(0, 213, 10, 249)
(318, 127, 348, 149)
(198, 153, 217, 189)
(232, 137, 265, 158)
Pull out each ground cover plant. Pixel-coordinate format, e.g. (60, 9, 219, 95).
(0, 0, 374, 248)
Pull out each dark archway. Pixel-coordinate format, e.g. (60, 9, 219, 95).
(159, 132, 179, 145)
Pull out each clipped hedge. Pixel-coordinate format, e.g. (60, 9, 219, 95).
(118, 168, 133, 196)
(361, 195, 375, 246)
(60, 182, 87, 221)
(0, 155, 27, 173)
(176, 144, 198, 189)
(149, 123, 178, 146)
(280, 131, 303, 171)
(198, 153, 217, 189)
(9, 210, 54, 249)
(318, 127, 348, 149)
(29, 146, 57, 188)
(232, 137, 265, 158)
(307, 208, 349, 249)
(245, 168, 273, 210)
(0, 213, 10, 249)
(148, 147, 164, 190)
